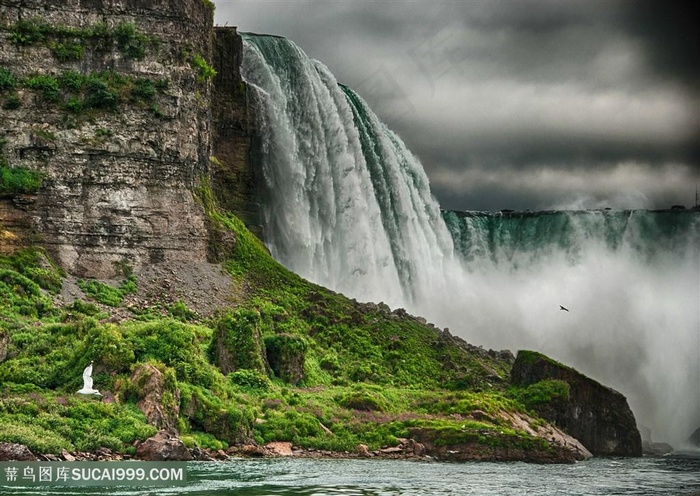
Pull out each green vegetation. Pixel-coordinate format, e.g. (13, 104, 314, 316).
(77, 275, 138, 307)
(511, 380, 570, 411)
(0, 67, 16, 91)
(0, 66, 168, 117)
(191, 54, 217, 81)
(0, 166, 43, 196)
(0, 184, 566, 459)
(8, 18, 157, 61)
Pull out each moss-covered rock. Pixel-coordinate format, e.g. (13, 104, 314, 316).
(511, 350, 642, 456)
(211, 309, 268, 375)
(264, 333, 306, 384)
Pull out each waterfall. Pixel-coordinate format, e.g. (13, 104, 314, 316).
(241, 34, 456, 308)
(241, 34, 700, 447)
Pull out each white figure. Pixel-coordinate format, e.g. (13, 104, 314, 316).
(77, 361, 102, 396)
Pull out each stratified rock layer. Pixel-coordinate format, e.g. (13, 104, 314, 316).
(511, 350, 642, 456)
(0, 0, 214, 277)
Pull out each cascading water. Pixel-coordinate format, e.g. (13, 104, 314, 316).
(241, 34, 700, 447)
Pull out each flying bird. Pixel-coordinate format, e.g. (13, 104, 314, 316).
(559, 305, 569, 312)
(77, 361, 102, 396)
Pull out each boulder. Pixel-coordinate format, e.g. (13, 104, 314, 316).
(357, 444, 371, 457)
(511, 350, 642, 456)
(135, 431, 192, 461)
(405, 438, 427, 457)
(265, 441, 293, 456)
(129, 364, 180, 433)
(0, 443, 37, 461)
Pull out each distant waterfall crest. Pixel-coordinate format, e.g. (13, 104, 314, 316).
(241, 33, 700, 447)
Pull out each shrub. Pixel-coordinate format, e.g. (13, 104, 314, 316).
(64, 97, 83, 113)
(131, 78, 157, 101)
(211, 309, 268, 374)
(3, 94, 21, 110)
(8, 18, 52, 45)
(191, 54, 217, 81)
(0, 166, 43, 196)
(114, 23, 148, 60)
(229, 369, 270, 391)
(168, 301, 197, 322)
(84, 77, 119, 110)
(26, 75, 60, 102)
(59, 71, 84, 91)
(0, 67, 15, 91)
(50, 40, 84, 62)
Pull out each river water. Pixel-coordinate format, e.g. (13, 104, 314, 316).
(4, 456, 699, 496)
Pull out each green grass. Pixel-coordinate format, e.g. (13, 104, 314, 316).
(0, 199, 563, 458)
(77, 275, 137, 307)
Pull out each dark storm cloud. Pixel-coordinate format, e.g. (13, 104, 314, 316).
(617, 0, 700, 85)
(214, 0, 700, 211)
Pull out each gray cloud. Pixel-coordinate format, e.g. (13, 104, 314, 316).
(214, 0, 700, 211)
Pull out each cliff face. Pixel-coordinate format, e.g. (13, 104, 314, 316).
(0, 0, 215, 277)
(210, 27, 262, 238)
(511, 350, 643, 456)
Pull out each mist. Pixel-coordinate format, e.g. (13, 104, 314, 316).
(242, 34, 700, 449)
(425, 211, 700, 447)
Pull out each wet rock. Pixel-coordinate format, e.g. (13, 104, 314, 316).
(238, 444, 268, 457)
(0, 443, 37, 461)
(190, 447, 214, 461)
(687, 427, 700, 447)
(511, 350, 642, 456)
(265, 442, 293, 456)
(643, 441, 674, 456)
(135, 431, 193, 461)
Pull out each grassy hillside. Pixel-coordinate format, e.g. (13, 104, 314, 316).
(0, 185, 570, 459)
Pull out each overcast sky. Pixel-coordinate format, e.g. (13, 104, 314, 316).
(213, 0, 699, 211)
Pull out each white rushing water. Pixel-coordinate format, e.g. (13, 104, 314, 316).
(241, 34, 700, 448)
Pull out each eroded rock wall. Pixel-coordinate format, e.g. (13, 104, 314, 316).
(210, 26, 261, 238)
(0, 0, 214, 277)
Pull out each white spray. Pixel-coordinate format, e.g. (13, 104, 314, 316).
(242, 34, 700, 447)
